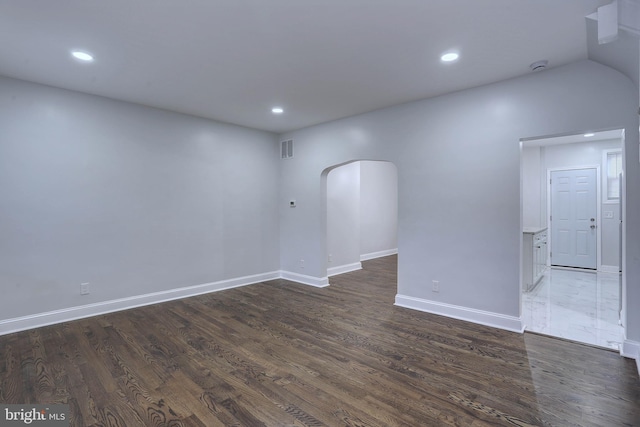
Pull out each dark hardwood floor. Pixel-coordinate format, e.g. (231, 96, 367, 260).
(1, 255, 638, 426)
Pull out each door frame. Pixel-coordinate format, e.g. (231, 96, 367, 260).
(546, 165, 601, 271)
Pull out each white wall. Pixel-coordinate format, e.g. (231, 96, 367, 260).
(522, 146, 543, 228)
(278, 60, 639, 335)
(326, 160, 398, 274)
(360, 161, 398, 258)
(327, 162, 361, 272)
(0, 76, 280, 322)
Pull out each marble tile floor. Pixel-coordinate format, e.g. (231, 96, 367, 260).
(522, 267, 624, 350)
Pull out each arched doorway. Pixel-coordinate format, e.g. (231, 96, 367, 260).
(323, 160, 398, 281)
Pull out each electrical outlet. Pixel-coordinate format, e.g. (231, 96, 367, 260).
(80, 282, 90, 295)
(328, 254, 332, 263)
(432, 280, 439, 293)
(300, 259, 305, 269)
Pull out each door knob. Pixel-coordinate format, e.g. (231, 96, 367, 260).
(590, 218, 595, 222)
(590, 225, 596, 229)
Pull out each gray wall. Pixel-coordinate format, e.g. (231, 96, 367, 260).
(360, 161, 398, 257)
(522, 146, 543, 228)
(278, 60, 639, 338)
(327, 161, 361, 270)
(0, 76, 280, 320)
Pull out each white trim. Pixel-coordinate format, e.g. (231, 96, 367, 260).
(599, 264, 621, 273)
(360, 248, 398, 261)
(279, 271, 330, 288)
(327, 262, 362, 277)
(602, 148, 623, 204)
(0, 271, 280, 336)
(394, 294, 524, 333)
(621, 340, 640, 377)
(550, 265, 597, 272)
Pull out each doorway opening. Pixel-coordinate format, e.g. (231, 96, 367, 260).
(323, 160, 398, 282)
(520, 129, 624, 350)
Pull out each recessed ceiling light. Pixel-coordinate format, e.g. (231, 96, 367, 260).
(584, 133, 595, 137)
(440, 52, 459, 62)
(272, 107, 284, 114)
(71, 51, 94, 62)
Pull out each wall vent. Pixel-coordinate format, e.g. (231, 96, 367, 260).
(281, 139, 294, 159)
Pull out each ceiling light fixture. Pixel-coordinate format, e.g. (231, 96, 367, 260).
(440, 52, 459, 62)
(584, 133, 595, 137)
(71, 51, 94, 62)
(272, 107, 284, 114)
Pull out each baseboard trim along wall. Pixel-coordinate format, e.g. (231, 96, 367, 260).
(360, 248, 398, 261)
(0, 270, 336, 336)
(0, 271, 280, 336)
(327, 262, 362, 277)
(621, 340, 640, 376)
(394, 294, 524, 333)
(279, 271, 330, 288)
(599, 265, 621, 273)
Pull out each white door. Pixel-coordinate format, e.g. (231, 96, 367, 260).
(550, 168, 597, 269)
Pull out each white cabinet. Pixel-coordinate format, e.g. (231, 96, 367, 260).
(523, 227, 547, 292)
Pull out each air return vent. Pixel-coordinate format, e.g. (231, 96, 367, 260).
(281, 139, 294, 159)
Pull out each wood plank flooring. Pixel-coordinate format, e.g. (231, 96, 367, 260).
(1, 255, 639, 426)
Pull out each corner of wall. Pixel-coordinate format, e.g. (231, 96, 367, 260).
(327, 262, 362, 277)
(394, 294, 524, 333)
(360, 248, 398, 261)
(621, 339, 640, 377)
(279, 271, 330, 288)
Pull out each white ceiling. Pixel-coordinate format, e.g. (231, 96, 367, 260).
(523, 129, 624, 147)
(0, 0, 609, 133)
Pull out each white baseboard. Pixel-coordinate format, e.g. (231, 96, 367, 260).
(0, 271, 280, 336)
(621, 339, 640, 377)
(279, 271, 330, 288)
(327, 262, 362, 277)
(360, 248, 398, 261)
(599, 265, 621, 273)
(394, 294, 524, 333)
